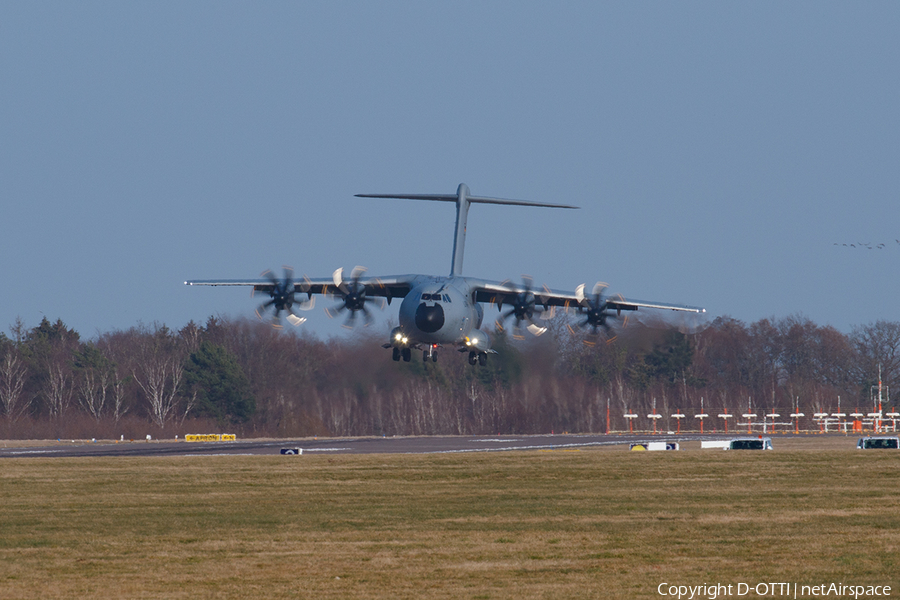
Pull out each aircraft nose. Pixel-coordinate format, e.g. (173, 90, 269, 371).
(415, 303, 445, 333)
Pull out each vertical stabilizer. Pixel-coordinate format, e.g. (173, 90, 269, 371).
(450, 183, 470, 276)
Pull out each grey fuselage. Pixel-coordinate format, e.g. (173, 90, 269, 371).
(397, 275, 486, 347)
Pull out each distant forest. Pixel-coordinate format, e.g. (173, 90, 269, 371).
(0, 314, 897, 439)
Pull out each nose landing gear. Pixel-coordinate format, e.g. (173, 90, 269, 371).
(423, 345, 439, 363)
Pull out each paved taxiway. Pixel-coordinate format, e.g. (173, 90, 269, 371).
(0, 434, 720, 458)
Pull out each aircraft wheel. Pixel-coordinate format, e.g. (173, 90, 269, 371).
(468, 351, 477, 366)
(478, 353, 487, 366)
(402, 347, 412, 362)
(392, 347, 401, 362)
(423, 351, 429, 362)
(432, 352, 438, 363)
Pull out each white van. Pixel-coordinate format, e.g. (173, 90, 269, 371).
(856, 436, 899, 449)
(727, 437, 773, 450)
(701, 440, 730, 450)
(630, 442, 680, 451)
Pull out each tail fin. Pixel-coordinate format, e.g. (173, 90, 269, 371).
(356, 183, 578, 276)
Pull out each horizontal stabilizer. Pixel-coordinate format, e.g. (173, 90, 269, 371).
(355, 192, 579, 210)
(356, 183, 577, 276)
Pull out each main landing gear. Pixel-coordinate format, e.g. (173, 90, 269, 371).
(391, 346, 485, 366)
(387, 333, 486, 366)
(392, 347, 412, 362)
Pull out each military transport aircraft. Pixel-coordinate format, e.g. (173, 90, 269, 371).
(185, 184, 704, 366)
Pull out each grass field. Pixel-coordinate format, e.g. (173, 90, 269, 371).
(1, 436, 898, 599)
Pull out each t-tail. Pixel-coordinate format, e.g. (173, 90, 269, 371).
(355, 183, 578, 276)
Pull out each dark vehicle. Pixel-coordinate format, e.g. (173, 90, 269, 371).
(728, 437, 773, 450)
(857, 436, 899, 449)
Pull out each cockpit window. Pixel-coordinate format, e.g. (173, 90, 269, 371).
(421, 292, 451, 302)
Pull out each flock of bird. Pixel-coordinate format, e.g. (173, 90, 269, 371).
(834, 240, 900, 249)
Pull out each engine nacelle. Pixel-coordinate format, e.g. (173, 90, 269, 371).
(464, 328, 491, 353)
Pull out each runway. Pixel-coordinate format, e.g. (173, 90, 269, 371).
(0, 433, 712, 458)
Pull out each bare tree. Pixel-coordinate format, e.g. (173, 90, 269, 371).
(130, 325, 185, 428)
(74, 343, 113, 421)
(95, 332, 132, 423)
(45, 356, 74, 419)
(0, 347, 29, 420)
(22, 317, 80, 419)
(110, 365, 129, 423)
(77, 367, 107, 420)
(852, 320, 900, 404)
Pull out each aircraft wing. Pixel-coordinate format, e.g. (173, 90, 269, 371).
(185, 273, 415, 303)
(470, 279, 705, 314)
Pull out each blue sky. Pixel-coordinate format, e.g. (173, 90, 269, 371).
(2, 2, 898, 340)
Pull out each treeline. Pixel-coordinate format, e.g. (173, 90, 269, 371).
(0, 314, 897, 439)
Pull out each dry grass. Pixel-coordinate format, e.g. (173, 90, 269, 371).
(1, 437, 898, 599)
